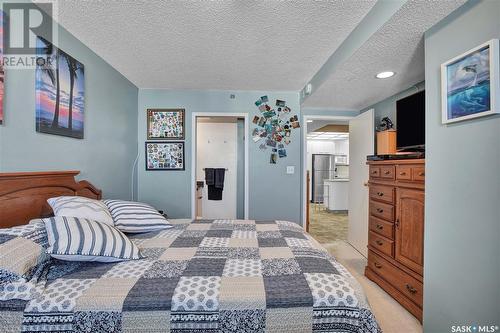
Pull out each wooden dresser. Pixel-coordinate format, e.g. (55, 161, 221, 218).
(365, 158, 425, 322)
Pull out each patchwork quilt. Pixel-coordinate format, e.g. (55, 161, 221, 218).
(0, 219, 381, 333)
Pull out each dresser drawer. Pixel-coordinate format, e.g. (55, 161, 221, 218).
(368, 250, 423, 307)
(380, 166, 395, 179)
(369, 216, 394, 239)
(369, 185, 394, 204)
(369, 231, 394, 257)
(396, 164, 425, 182)
(413, 166, 425, 181)
(370, 200, 394, 221)
(370, 166, 381, 178)
(396, 165, 412, 180)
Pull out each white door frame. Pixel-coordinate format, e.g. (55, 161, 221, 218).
(302, 115, 355, 229)
(191, 112, 249, 220)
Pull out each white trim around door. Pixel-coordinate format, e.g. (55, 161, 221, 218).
(301, 115, 355, 229)
(191, 112, 249, 220)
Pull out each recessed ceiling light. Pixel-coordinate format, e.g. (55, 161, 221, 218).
(376, 71, 395, 79)
(306, 120, 313, 123)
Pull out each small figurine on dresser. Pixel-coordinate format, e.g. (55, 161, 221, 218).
(376, 117, 396, 155)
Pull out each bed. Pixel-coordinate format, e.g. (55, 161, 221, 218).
(0, 171, 381, 333)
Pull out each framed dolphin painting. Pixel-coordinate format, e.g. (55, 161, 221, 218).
(441, 39, 499, 124)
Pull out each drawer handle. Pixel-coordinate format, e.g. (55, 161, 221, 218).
(418, 172, 425, 177)
(376, 208, 384, 213)
(384, 170, 391, 175)
(374, 262, 382, 269)
(375, 240, 383, 246)
(372, 170, 378, 174)
(399, 171, 407, 176)
(405, 284, 417, 294)
(376, 224, 383, 230)
(376, 192, 384, 197)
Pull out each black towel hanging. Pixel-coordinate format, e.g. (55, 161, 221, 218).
(204, 168, 226, 200)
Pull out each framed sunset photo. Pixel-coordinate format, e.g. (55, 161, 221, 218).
(441, 39, 499, 124)
(0, 10, 4, 125)
(36, 37, 85, 139)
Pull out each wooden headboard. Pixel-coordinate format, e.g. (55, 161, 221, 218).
(0, 171, 102, 228)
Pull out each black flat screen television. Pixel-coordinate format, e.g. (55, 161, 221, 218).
(396, 90, 425, 151)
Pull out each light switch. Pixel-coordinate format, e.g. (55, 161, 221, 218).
(286, 166, 295, 174)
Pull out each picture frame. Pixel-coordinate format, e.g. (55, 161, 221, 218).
(0, 10, 4, 125)
(145, 141, 185, 171)
(147, 109, 185, 140)
(36, 37, 85, 138)
(441, 39, 499, 124)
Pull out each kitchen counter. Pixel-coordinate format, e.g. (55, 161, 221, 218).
(323, 179, 349, 211)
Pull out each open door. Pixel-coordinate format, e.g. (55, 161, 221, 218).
(348, 109, 374, 257)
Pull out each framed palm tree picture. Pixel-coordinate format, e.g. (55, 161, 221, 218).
(0, 10, 4, 125)
(36, 37, 85, 139)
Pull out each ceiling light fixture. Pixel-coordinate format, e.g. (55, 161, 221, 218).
(306, 120, 313, 123)
(376, 71, 395, 79)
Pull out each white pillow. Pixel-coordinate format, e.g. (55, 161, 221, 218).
(43, 217, 142, 262)
(47, 196, 114, 225)
(103, 200, 172, 233)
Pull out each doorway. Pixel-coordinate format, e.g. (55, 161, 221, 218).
(191, 113, 249, 220)
(302, 112, 374, 255)
(304, 117, 351, 244)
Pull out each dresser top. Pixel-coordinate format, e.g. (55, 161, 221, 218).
(367, 158, 424, 165)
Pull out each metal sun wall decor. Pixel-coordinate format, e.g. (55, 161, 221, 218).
(252, 96, 300, 164)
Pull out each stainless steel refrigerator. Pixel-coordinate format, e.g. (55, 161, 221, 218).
(311, 154, 336, 203)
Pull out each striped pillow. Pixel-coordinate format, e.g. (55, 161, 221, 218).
(43, 217, 142, 262)
(103, 200, 172, 233)
(47, 196, 114, 225)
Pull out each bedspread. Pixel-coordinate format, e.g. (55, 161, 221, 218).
(1, 219, 381, 333)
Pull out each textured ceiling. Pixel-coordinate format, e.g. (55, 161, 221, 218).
(53, 0, 377, 90)
(303, 0, 467, 110)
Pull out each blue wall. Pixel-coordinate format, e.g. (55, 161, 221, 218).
(360, 81, 425, 129)
(0, 9, 138, 200)
(423, 0, 500, 330)
(137, 90, 302, 222)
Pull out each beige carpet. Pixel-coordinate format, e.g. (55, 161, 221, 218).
(324, 241, 423, 333)
(308, 204, 348, 243)
(308, 204, 422, 332)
